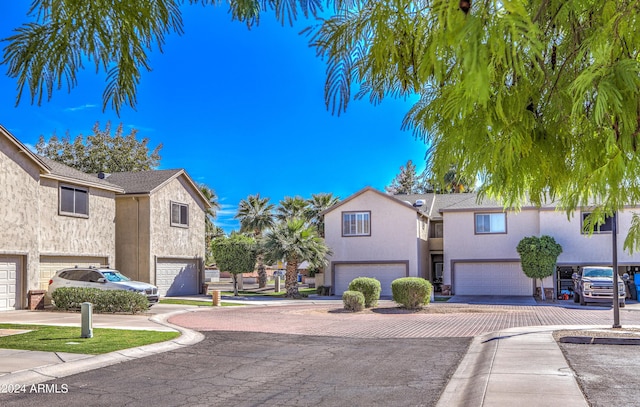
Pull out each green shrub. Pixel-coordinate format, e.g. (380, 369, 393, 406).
(51, 287, 101, 310)
(391, 278, 433, 309)
(348, 277, 381, 308)
(342, 290, 365, 312)
(51, 287, 149, 314)
(94, 290, 149, 314)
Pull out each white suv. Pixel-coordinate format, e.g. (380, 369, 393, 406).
(48, 267, 159, 304)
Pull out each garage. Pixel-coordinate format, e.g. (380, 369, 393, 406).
(333, 262, 408, 296)
(0, 256, 21, 311)
(156, 258, 199, 297)
(453, 261, 533, 296)
(39, 256, 107, 291)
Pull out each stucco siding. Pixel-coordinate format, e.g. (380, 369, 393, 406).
(540, 209, 639, 265)
(148, 177, 205, 283)
(38, 179, 116, 264)
(150, 177, 205, 257)
(115, 196, 151, 282)
(443, 209, 539, 285)
(418, 217, 430, 279)
(0, 138, 41, 294)
(324, 190, 421, 276)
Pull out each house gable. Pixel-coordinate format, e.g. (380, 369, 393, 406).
(0, 125, 121, 308)
(109, 169, 206, 295)
(322, 186, 424, 218)
(323, 187, 428, 294)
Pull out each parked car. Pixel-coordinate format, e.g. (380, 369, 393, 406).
(48, 266, 159, 304)
(572, 266, 626, 307)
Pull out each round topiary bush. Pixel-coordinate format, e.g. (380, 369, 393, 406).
(348, 277, 381, 308)
(342, 290, 365, 312)
(391, 277, 432, 309)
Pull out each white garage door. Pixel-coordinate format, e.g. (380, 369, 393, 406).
(39, 256, 107, 291)
(454, 262, 532, 296)
(0, 256, 20, 311)
(334, 263, 408, 296)
(156, 258, 199, 297)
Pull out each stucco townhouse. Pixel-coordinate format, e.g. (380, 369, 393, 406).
(0, 125, 208, 310)
(321, 186, 640, 298)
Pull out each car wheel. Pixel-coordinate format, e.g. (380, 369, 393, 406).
(573, 293, 579, 303)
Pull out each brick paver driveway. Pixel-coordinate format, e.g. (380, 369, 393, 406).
(2, 301, 638, 407)
(169, 301, 640, 338)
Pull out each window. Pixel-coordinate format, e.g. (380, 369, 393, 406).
(431, 222, 443, 238)
(59, 270, 86, 281)
(475, 213, 506, 234)
(171, 201, 189, 227)
(342, 211, 371, 236)
(59, 185, 89, 217)
(581, 212, 614, 234)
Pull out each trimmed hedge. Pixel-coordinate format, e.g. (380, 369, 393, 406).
(348, 277, 381, 308)
(391, 278, 432, 309)
(51, 287, 149, 314)
(342, 290, 365, 312)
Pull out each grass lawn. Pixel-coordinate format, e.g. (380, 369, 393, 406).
(221, 287, 317, 298)
(0, 324, 180, 354)
(159, 299, 244, 307)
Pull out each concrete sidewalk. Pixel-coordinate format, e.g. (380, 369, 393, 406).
(0, 299, 631, 406)
(0, 304, 204, 386)
(437, 326, 591, 406)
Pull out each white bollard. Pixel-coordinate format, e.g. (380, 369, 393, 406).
(81, 302, 93, 338)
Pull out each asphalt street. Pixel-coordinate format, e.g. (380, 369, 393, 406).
(1, 299, 640, 406)
(0, 331, 470, 407)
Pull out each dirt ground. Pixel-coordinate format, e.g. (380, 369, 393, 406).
(555, 328, 640, 407)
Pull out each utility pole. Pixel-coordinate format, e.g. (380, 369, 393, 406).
(612, 212, 621, 328)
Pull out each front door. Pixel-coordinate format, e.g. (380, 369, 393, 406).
(433, 262, 443, 292)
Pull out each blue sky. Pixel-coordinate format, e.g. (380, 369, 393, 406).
(1, 3, 427, 232)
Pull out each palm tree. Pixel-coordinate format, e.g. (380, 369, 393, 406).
(235, 194, 275, 287)
(263, 219, 332, 298)
(306, 193, 340, 237)
(276, 196, 309, 223)
(199, 184, 221, 265)
(443, 166, 474, 193)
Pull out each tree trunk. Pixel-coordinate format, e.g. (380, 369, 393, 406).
(232, 273, 239, 296)
(255, 231, 267, 289)
(257, 256, 267, 288)
(285, 257, 299, 298)
(539, 278, 546, 301)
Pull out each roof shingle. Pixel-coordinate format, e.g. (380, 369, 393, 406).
(99, 169, 183, 194)
(38, 156, 123, 191)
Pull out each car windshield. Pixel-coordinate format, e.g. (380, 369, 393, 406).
(583, 268, 613, 278)
(101, 271, 131, 282)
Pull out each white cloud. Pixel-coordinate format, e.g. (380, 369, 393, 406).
(215, 203, 237, 217)
(64, 104, 97, 112)
(213, 203, 239, 233)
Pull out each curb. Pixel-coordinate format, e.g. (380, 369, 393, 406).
(559, 336, 640, 345)
(0, 309, 204, 386)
